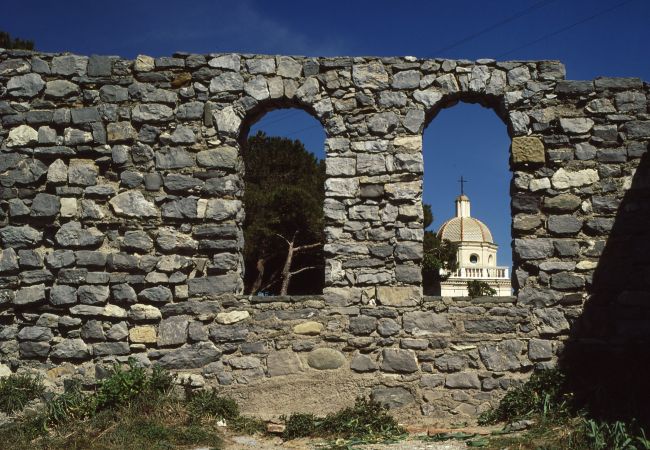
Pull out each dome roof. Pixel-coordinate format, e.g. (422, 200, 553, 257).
(437, 216, 494, 243)
(436, 194, 494, 243)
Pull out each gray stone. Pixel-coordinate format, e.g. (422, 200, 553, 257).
(377, 318, 400, 337)
(132, 104, 174, 122)
(71, 107, 100, 124)
(7, 73, 45, 97)
(122, 231, 153, 252)
(246, 58, 275, 74)
(128, 304, 162, 321)
(228, 356, 262, 370)
(45, 80, 79, 98)
(78, 285, 110, 305)
(94, 342, 130, 356)
(109, 191, 158, 218)
(434, 354, 467, 372)
(106, 322, 129, 341)
(267, 350, 303, 376)
(75, 250, 106, 268)
(533, 308, 570, 334)
(196, 147, 239, 169)
(445, 372, 481, 389)
(68, 162, 97, 186)
(479, 340, 524, 371)
(188, 274, 240, 296)
(380, 348, 418, 373)
(0, 225, 42, 249)
(208, 54, 241, 70)
(19, 341, 50, 358)
(111, 283, 137, 304)
(155, 147, 194, 169)
(50, 285, 77, 306)
(307, 348, 346, 370)
(107, 122, 137, 143)
(0, 248, 19, 273)
(30, 193, 60, 217)
(514, 238, 554, 259)
(51, 338, 90, 360)
(100, 85, 128, 102)
(156, 342, 221, 369)
(138, 286, 173, 304)
(550, 272, 584, 290)
(81, 320, 105, 341)
(157, 316, 189, 347)
(128, 82, 177, 104)
(14, 284, 46, 306)
(403, 311, 452, 335)
(209, 72, 244, 92)
(55, 221, 104, 248)
(353, 61, 389, 89)
(547, 215, 582, 235)
(559, 117, 594, 134)
(349, 316, 377, 335)
(18, 326, 53, 342)
(368, 112, 398, 134)
(371, 386, 415, 409)
(51, 55, 88, 75)
(623, 121, 650, 139)
(350, 353, 378, 372)
(528, 339, 553, 361)
(17, 249, 43, 269)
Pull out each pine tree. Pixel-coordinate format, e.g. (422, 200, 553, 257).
(0, 31, 35, 50)
(242, 131, 325, 295)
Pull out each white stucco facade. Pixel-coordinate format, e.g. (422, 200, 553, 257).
(437, 195, 512, 297)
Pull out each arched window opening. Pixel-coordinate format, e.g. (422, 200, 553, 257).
(242, 108, 326, 296)
(422, 101, 512, 297)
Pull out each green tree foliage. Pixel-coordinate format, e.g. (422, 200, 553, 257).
(0, 31, 35, 50)
(242, 131, 325, 295)
(422, 203, 458, 295)
(467, 280, 496, 298)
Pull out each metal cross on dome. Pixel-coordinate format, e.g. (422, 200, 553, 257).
(458, 176, 468, 195)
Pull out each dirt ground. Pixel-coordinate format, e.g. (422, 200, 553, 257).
(221, 433, 468, 449)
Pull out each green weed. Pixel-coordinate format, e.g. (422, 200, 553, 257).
(0, 372, 44, 414)
(281, 396, 405, 442)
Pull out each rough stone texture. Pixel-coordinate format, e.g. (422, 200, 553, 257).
(307, 348, 346, 370)
(0, 49, 647, 422)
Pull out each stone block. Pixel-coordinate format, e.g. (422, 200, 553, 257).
(129, 326, 157, 344)
(511, 137, 545, 164)
(380, 348, 418, 373)
(376, 286, 420, 307)
(267, 350, 303, 377)
(293, 321, 323, 335)
(445, 372, 481, 389)
(307, 348, 346, 370)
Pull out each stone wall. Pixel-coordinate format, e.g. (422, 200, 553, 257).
(0, 49, 648, 420)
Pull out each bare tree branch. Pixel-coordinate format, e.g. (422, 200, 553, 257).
(273, 233, 291, 246)
(294, 242, 322, 252)
(290, 265, 318, 276)
(259, 270, 281, 293)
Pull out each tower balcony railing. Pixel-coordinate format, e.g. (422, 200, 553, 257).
(445, 265, 510, 280)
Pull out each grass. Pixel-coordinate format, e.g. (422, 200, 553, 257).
(281, 396, 406, 445)
(475, 368, 650, 450)
(0, 372, 44, 414)
(0, 359, 228, 450)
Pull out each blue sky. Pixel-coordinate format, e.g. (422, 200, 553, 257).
(4, 0, 649, 270)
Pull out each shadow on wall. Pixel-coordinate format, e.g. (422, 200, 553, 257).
(560, 150, 650, 426)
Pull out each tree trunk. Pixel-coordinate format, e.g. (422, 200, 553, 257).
(249, 257, 266, 294)
(279, 238, 295, 296)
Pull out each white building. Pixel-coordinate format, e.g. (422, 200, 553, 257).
(436, 194, 512, 296)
